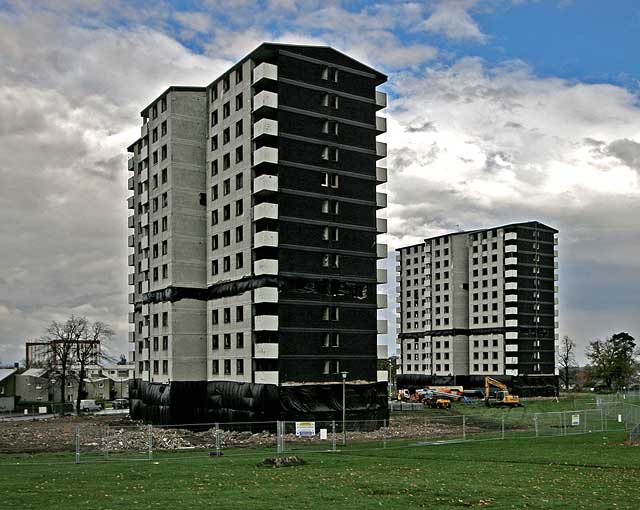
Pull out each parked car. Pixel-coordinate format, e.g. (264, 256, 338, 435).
(112, 398, 129, 409)
(80, 399, 102, 412)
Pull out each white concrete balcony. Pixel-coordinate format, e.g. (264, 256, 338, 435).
(140, 257, 149, 272)
(128, 215, 135, 229)
(128, 274, 135, 286)
(128, 331, 135, 342)
(376, 243, 388, 259)
(375, 91, 387, 109)
(140, 167, 148, 183)
(139, 145, 148, 161)
(254, 230, 278, 248)
(376, 217, 387, 233)
(554, 236, 558, 245)
(505, 356, 518, 365)
(505, 282, 518, 290)
(127, 195, 135, 209)
(505, 294, 518, 302)
(254, 370, 279, 385)
(255, 315, 279, 331)
(377, 294, 388, 309)
(377, 345, 388, 359)
(128, 311, 135, 323)
(141, 280, 149, 294)
(505, 319, 518, 327)
(253, 174, 278, 194)
(395, 274, 402, 283)
(505, 332, 518, 340)
(128, 292, 135, 304)
(375, 116, 387, 133)
(140, 236, 149, 250)
(141, 122, 148, 138)
(140, 190, 149, 205)
(505, 244, 517, 253)
(255, 343, 279, 359)
(128, 234, 135, 247)
(505, 257, 518, 265)
(554, 273, 559, 281)
(128, 158, 134, 171)
(376, 192, 387, 209)
(505, 369, 519, 376)
(141, 325, 150, 339)
(554, 249, 558, 257)
(141, 304, 149, 316)
(253, 202, 278, 221)
(253, 91, 278, 112)
(254, 259, 278, 275)
(377, 320, 388, 334)
(554, 261, 558, 269)
(377, 268, 387, 283)
(128, 254, 135, 266)
(505, 307, 518, 315)
(376, 141, 387, 158)
(253, 118, 278, 139)
(505, 232, 517, 241)
(253, 62, 278, 84)
(253, 146, 278, 166)
(140, 212, 149, 228)
(505, 269, 518, 278)
(254, 287, 278, 303)
(377, 370, 389, 382)
(128, 176, 134, 190)
(376, 166, 387, 183)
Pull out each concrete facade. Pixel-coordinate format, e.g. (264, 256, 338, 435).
(396, 221, 558, 378)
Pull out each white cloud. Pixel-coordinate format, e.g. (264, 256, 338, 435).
(420, 0, 487, 42)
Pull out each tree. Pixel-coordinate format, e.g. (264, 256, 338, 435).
(587, 332, 637, 391)
(43, 315, 87, 404)
(74, 321, 114, 414)
(557, 335, 576, 390)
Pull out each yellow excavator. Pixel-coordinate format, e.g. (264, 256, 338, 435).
(484, 377, 522, 407)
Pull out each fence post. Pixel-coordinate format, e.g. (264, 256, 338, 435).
(534, 414, 539, 438)
(462, 415, 466, 441)
(331, 420, 336, 452)
(501, 415, 505, 440)
(215, 423, 221, 457)
(147, 424, 153, 461)
(383, 419, 387, 449)
(600, 407, 604, 432)
(75, 425, 80, 464)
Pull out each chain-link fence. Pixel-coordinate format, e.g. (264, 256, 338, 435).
(2, 401, 640, 464)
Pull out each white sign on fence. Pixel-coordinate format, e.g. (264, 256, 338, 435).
(319, 428, 327, 440)
(295, 421, 316, 437)
(618, 414, 623, 423)
(38, 406, 47, 414)
(571, 414, 580, 426)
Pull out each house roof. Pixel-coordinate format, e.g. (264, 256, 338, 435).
(0, 368, 17, 383)
(21, 368, 48, 378)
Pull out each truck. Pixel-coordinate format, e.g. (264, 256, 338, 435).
(79, 399, 102, 413)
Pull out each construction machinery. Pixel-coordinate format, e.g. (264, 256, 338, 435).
(424, 396, 451, 409)
(484, 377, 522, 407)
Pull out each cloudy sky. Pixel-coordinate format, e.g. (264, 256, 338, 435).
(0, 0, 638, 365)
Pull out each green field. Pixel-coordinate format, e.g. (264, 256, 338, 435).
(2, 431, 639, 510)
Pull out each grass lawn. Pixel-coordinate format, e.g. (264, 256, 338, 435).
(1, 431, 639, 509)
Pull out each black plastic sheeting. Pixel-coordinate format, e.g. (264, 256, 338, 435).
(130, 379, 389, 426)
(396, 374, 559, 397)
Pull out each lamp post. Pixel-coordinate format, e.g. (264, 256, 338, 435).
(341, 371, 348, 446)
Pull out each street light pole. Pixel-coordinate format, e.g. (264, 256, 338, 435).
(341, 371, 348, 446)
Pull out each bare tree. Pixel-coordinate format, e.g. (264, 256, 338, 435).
(44, 316, 87, 404)
(74, 321, 114, 413)
(557, 335, 576, 390)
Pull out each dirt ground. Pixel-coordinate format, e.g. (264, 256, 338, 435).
(0, 414, 487, 454)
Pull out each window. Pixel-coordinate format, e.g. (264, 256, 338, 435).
(322, 66, 338, 82)
(223, 153, 231, 170)
(160, 97, 167, 112)
(322, 146, 339, 161)
(235, 173, 243, 190)
(153, 336, 158, 350)
(322, 226, 339, 241)
(161, 168, 167, 184)
(152, 221, 158, 235)
(162, 192, 168, 208)
(236, 359, 244, 374)
(223, 179, 231, 195)
(235, 252, 243, 269)
(322, 306, 339, 321)
(152, 128, 158, 143)
(211, 86, 218, 102)
(223, 230, 231, 247)
(153, 244, 158, 259)
(322, 253, 339, 268)
(162, 264, 168, 279)
(235, 92, 243, 110)
(323, 120, 339, 135)
(153, 360, 159, 374)
(162, 336, 168, 350)
(212, 360, 219, 374)
(323, 360, 340, 374)
(212, 309, 219, 325)
(323, 93, 339, 109)
(223, 256, 230, 272)
(224, 359, 231, 375)
(152, 105, 157, 119)
(211, 210, 219, 225)
(235, 120, 243, 137)
(235, 146, 243, 163)
(236, 332, 244, 348)
(235, 68, 243, 84)
(222, 75, 230, 92)
(223, 127, 230, 145)
(223, 307, 231, 324)
(212, 335, 219, 349)
(212, 234, 219, 251)
(161, 216, 167, 231)
(211, 135, 218, 151)
(323, 333, 340, 347)
(211, 160, 218, 176)
(162, 312, 168, 327)
(162, 360, 168, 375)
(224, 333, 231, 348)
(211, 259, 219, 275)
(161, 121, 167, 136)
(235, 199, 243, 216)
(161, 145, 167, 160)
(152, 151, 158, 165)
(223, 101, 230, 118)
(211, 110, 218, 126)
(322, 173, 339, 188)
(235, 226, 243, 243)
(211, 184, 218, 201)
(223, 204, 231, 221)
(322, 200, 339, 214)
